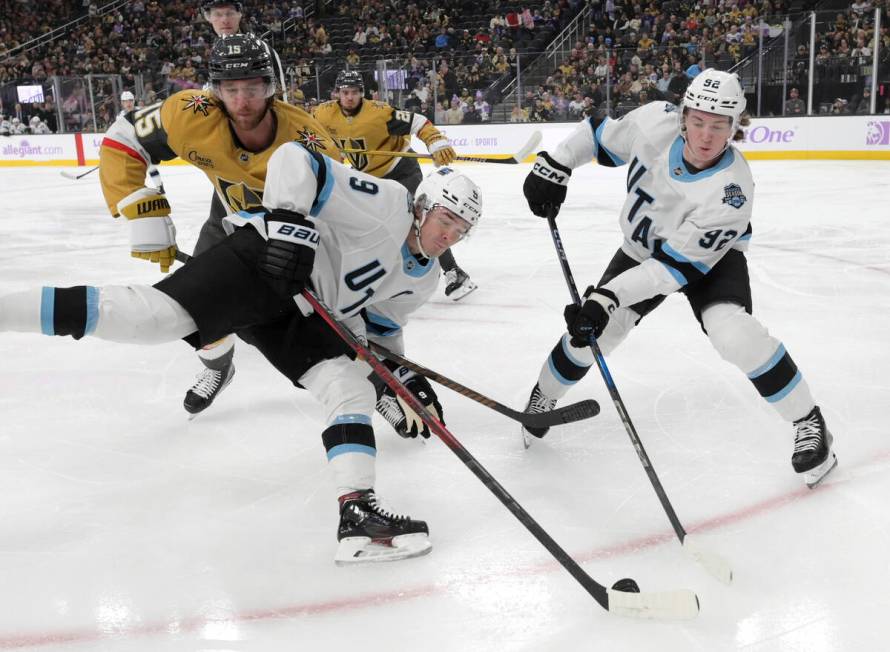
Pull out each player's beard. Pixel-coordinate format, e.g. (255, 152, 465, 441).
(228, 98, 273, 131)
(339, 98, 362, 117)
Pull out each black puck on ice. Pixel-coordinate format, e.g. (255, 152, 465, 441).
(611, 578, 640, 593)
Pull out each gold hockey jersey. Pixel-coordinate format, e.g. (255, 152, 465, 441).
(312, 99, 446, 177)
(99, 89, 340, 216)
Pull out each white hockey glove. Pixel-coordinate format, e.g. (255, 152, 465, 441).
(117, 187, 177, 273)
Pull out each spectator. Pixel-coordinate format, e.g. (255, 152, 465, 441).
(444, 97, 464, 124)
(785, 87, 806, 115)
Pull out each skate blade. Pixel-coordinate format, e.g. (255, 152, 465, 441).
(804, 451, 838, 488)
(521, 426, 532, 450)
(334, 533, 432, 565)
(448, 282, 478, 302)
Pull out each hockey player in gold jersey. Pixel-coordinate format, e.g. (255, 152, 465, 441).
(99, 33, 340, 416)
(313, 70, 477, 300)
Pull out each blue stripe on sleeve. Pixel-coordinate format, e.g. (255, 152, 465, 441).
(40, 287, 55, 335)
(83, 286, 100, 336)
(593, 118, 626, 166)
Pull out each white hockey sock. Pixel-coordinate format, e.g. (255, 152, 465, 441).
(0, 288, 43, 333)
(703, 302, 815, 423)
(197, 334, 235, 368)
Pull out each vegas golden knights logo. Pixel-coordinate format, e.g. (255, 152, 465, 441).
(336, 137, 368, 171)
(217, 178, 264, 213)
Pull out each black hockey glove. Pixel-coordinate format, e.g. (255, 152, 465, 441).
(258, 209, 319, 298)
(375, 365, 443, 439)
(563, 287, 619, 347)
(523, 151, 572, 218)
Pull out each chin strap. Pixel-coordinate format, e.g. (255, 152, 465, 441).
(412, 217, 430, 259)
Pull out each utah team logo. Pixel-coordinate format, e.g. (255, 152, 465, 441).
(217, 178, 264, 212)
(296, 127, 326, 153)
(721, 183, 746, 209)
(865, 121, 890, 146)
(181, 94, 213, 116)
(336, 137, 368, 171)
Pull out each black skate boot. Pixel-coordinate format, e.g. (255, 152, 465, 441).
(335, 489, 431, 564)
(444, 267, 477, 301)
(183, 360, 235, 418)
(520, 383, 558, 449)
(791, 406, 837, 488)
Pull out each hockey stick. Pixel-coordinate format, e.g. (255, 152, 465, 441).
(546, 214, 733, 585)
(369, 342, 600, 428)
(302, 288, 698, 620)
(60, 165, 98, 180)
(341, 130, 542, 165)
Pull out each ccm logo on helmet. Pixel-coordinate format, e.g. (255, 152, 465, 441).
(533, 161, 568, 184)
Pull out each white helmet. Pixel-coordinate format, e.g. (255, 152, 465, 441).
(120, 90, 136, 101)
(29, 115, 40, 125)
(681, 68, 746, 133)
(414, 167, 482, 230)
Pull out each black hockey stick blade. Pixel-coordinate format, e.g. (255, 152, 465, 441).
(304, 289, 699, 620)
(368, 342, 599, 428)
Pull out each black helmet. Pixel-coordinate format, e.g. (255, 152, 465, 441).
(202, 1, 242, 13)
(208, 34, 274, 84)
(335, 70, 364, 93)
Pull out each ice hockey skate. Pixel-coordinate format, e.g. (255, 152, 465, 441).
(335, 489, 431, 565)
(183, 362, 235, 418)
(792, 406, 837, 488)
(520, 383, 558, 449)
(443, 267, 477, 301)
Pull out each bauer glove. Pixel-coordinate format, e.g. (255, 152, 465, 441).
(564, 287, 619, 347)
(117, 187, 177, 273)
(524, 151, 572, 218)
(258, 209, 319, 298)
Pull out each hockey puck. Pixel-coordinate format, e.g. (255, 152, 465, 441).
(611, 578, 640, 593)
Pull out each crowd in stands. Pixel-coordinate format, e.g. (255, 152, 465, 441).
(1, 0, 888, 134)
(784, 0, 890, 114)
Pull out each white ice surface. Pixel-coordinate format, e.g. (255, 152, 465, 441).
(1, 159, 889, 651)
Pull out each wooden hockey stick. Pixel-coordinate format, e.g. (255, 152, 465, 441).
(369, 342, 600, 428)
(546, 213, 733, 585)
(342, 130, 542, 165)
(60, 165, 99, 180)
(304, 288, 699, 620)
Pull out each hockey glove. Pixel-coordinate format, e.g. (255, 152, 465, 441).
(117, 187, 177, 273)
(563, 287, 619, 347)
(428, 139, 457, 167)
(258, 209, 319, 298)
(376, 366, 443, 439)
(523, 151, 572, 218)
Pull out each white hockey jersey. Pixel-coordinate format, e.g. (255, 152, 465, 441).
(226, 142, 439, 354)
(551, 102, 754, 307)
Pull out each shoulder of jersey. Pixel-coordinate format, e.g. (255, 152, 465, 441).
(316, 100, 339, 113)
(164, 89, 220, 121)
(369, 100, 391, 111)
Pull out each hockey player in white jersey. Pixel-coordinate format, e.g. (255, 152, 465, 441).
(0, 147, 483, 563)
(519, 69, 836, 488)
